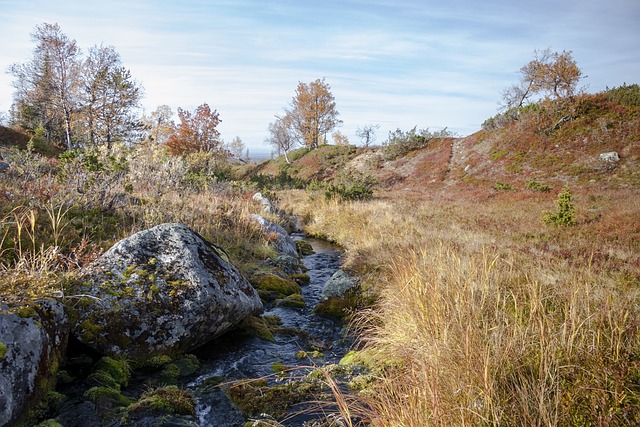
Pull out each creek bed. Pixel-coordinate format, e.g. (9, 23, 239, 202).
(189, 237, 352, 426)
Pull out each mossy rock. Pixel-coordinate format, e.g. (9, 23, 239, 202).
(277, 293, 306, 308)
(250, 273, 301, 299)
(124, 385, 196, 419)
(0, 340, 7, 358)
(313, 296, 354, 318)
(290, 273, 311, 285)
(93, 356, 131, 387)
(240, 315, 282, 341)
(295, 240, 315, 256)
(295, 350, 324, 359)
(34, 419, 65, 427)
(227, 378, 323, 419)
(83, 386, 133, 407)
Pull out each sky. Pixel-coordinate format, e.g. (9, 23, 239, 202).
(1, 0, 639, 155)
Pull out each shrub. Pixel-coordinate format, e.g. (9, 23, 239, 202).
(383, 126, 454, 159)
(494, 181, 515, 191)
(525, 179, 552, 192)
(606, 83, 640, 108)
(543, 185, 576, 226)
(324, 170, 376, 201)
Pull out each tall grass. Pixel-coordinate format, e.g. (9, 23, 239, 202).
(279, 188, 640, 426)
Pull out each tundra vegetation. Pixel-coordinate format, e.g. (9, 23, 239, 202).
(2, 24, 640, 426)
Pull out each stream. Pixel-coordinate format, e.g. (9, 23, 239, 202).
(187, 236, 350, 426)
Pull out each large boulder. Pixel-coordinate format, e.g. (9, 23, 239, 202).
(70, 223, 262, 360)
(252, 192, 273, 214)
(250, 214, 298, 258)
(0, 300, 69, 426)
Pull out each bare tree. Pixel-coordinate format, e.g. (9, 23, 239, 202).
(356, 123, 380, 147)
(266, 113, 297, 164)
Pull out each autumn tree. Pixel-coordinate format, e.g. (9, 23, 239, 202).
(165, 103, 222, 155)
(356, 123, 380, 147)
(10, 23, 81, 148)
(501, 48, 583, 110)
(288, 78, 341, 149)
(80, 44, 142, 149)
(144, 105, 174, 145)
(266, 113, 297, 164)
(332, 130, 349, 146)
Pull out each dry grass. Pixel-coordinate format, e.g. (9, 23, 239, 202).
(279, 187, 640, 426)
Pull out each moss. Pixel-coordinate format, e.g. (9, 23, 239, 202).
(278, 293, 306, 308)
(251, 273, 301, 298)
(161, 363, 181, 378)
(314, 296, 354, 318)
(87, 370, 120, 389)
(272, 362, 289, 375)
(0, 341, 7, 358)
(94, 356, 131, 387)
(145, 354, 173, 369)
(227, 378, 323, 419)
(83, 386, 133, 407)
(241, 315, 282, 341)
(125, 385, 196, 418)
(17, 306, 37, 318)
(290, 273, 311, 285)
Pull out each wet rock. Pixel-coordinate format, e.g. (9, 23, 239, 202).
(0, 161, 9, 172)
(70, 223, 262, 361)
(250, 214, 298, 257)
(322, 270, 358, 299)
(264, 254, 306, 276)
(0, 300, 69, 426)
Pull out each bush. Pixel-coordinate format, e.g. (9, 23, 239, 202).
(383, 126, 453, 159)
(606, 83, 640, 108)
(324, 170, 376, 201)
(543, 185, 576, 226)
(525, 179, 552, 192)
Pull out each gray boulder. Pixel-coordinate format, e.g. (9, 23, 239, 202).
(0, 300, 69, 427)
(0, 161, 9, 172)
(322, 270, 358, 299)
(252, 192, 273, 214)
(600, 151, 620, 163)
(70, 223, 262, 360)
(250, 214, 298, 258)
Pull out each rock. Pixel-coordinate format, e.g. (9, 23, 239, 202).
(264, 254, 305, 276)
(0, 161, 9, 172)
(0, 300, 69, 427)
(600, 151, 620, 163)
(70, 223, 262, 360)
(322, 270, 358, 299)
(250, 214, 298, 258)
(252, 192, 273, 214)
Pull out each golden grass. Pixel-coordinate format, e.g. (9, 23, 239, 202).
(279, 188, 640, 426)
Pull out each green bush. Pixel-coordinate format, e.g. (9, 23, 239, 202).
(525, 179, 552, 192)
(606, 83, 640, 108)
(383, 126, 454, 159)
(494, 181, 515, 191)
(324, 170, 376, 201)
(543, 185, 576, 226)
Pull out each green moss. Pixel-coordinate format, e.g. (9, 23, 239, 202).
(0, 341, 7, 358)
(251, 273, 301, 298)
(79, 319, 104, 343)
(272, 362, 289, 374)
(17, 306, 37, 318)
(241, 315, 282, 341)
(125, 386, 196, 418)
(162, 364, 181, 378)
(227, 378, 323, 419)
(278, 293, 306, 308)
(83, 386, 133, 407)
(314, 296, 354, 318)
(87, 370, 120, 389)
(290, 273, 311, 285)
(145, 354, 173, 368)
(94, 356, 131, 387)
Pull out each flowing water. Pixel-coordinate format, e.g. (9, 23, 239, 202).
(189, 237, 351, 426)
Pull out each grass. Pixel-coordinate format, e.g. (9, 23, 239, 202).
(279, 187, 640, 426)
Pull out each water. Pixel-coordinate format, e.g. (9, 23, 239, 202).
(189, 237, 351, 426)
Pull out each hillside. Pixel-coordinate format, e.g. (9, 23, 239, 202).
(248, 91, 640, 195)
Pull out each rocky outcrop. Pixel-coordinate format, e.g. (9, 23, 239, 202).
(0, 300, 69, 426)
(600, 151, 620, 163)
(70, 223, 262, 360)
(250, 214, 298, 258)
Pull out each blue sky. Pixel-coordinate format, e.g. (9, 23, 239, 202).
(1, 0, 638, 155)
